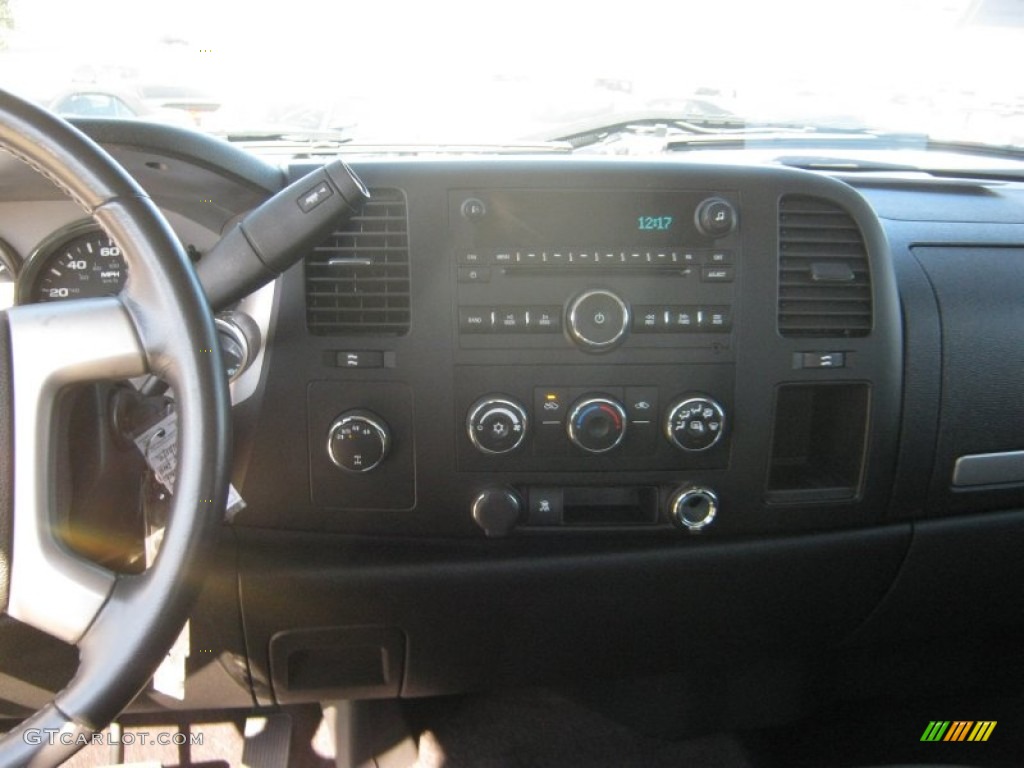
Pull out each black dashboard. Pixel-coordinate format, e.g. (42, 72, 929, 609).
(3, 121, 1024, 729)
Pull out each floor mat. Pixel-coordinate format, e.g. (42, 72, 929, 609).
(406, 688, 754, 768)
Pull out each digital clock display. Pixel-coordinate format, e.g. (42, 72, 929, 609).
(637, 215, 674, 231)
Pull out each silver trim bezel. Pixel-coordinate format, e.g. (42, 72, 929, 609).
(670, 487, 719, 531)
(6, 298, 148, 644)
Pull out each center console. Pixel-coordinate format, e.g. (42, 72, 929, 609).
(245, 161, 902, 540)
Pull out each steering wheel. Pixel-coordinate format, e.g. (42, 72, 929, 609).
(0, 89, 230, 765)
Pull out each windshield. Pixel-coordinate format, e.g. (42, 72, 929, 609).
(2, 0, 1023, 152)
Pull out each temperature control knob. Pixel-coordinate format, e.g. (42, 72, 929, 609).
(327, 410, 391, 472)
(467, 396, 528, 454)
(665, 396, 725, 451)
(668, 486, 719, 532)
(567, 289, 630, 351)
(567, 396, 627, 453)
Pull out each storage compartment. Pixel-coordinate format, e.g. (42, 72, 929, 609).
(561, 486, 658, 526)
(912, 247, 1024, 514)
(269, 627, 405, 704)
(766, 383, 869, 503)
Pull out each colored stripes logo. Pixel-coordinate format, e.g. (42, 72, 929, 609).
(921, 721, 996, 742)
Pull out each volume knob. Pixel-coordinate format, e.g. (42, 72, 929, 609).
(567, 289, 630, 351)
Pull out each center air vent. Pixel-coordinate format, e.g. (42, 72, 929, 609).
(778, 195, 872, 338)
(306, 188, 410, 336)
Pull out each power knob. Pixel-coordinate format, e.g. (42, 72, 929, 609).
(668, 486, 719, 532)
(327, 410, 391, 472)
(566, 289, 630, 351)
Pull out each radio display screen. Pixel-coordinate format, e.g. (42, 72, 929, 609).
(457, 189, 728, 247)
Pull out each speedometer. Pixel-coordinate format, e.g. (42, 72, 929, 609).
(18, 221, 128, 304)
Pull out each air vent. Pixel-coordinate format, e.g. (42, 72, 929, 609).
(306, 188, 410, 335)
(778, 195, 872, 338)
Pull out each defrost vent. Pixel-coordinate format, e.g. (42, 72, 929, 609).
(306, 188, 410, 335)
(778, 195, 872, 338)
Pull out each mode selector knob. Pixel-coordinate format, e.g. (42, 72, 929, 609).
(567, 289, 630, 351)
(665, 396, 726, 451)
(467, 396, 528, 455)
(567, 395, 627, 453)
(327, 410, 391, 472)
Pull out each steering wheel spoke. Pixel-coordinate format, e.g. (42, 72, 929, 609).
(5, 298, 147, 644)
(0, 86, 230, 765)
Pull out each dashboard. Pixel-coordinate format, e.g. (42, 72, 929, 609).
(2, 120, 1024, 733)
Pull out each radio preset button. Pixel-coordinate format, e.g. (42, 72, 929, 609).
(529, 306, 562, 333)
(567, 289, 630, 350)
(495, 307, 527, 331)
(701, 306, 732, 331)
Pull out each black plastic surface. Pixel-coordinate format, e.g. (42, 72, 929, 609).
(913, 247, 1024, 514)
(237, 524, 910, 700)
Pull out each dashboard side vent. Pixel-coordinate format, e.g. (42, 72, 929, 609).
(306, 188, 410, 335)
(778, 195, 872, 338)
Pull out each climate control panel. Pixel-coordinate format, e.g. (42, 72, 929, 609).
(455, 364, 733, 473)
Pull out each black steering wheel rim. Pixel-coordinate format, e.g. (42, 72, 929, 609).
(0, 88, 230, 765)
